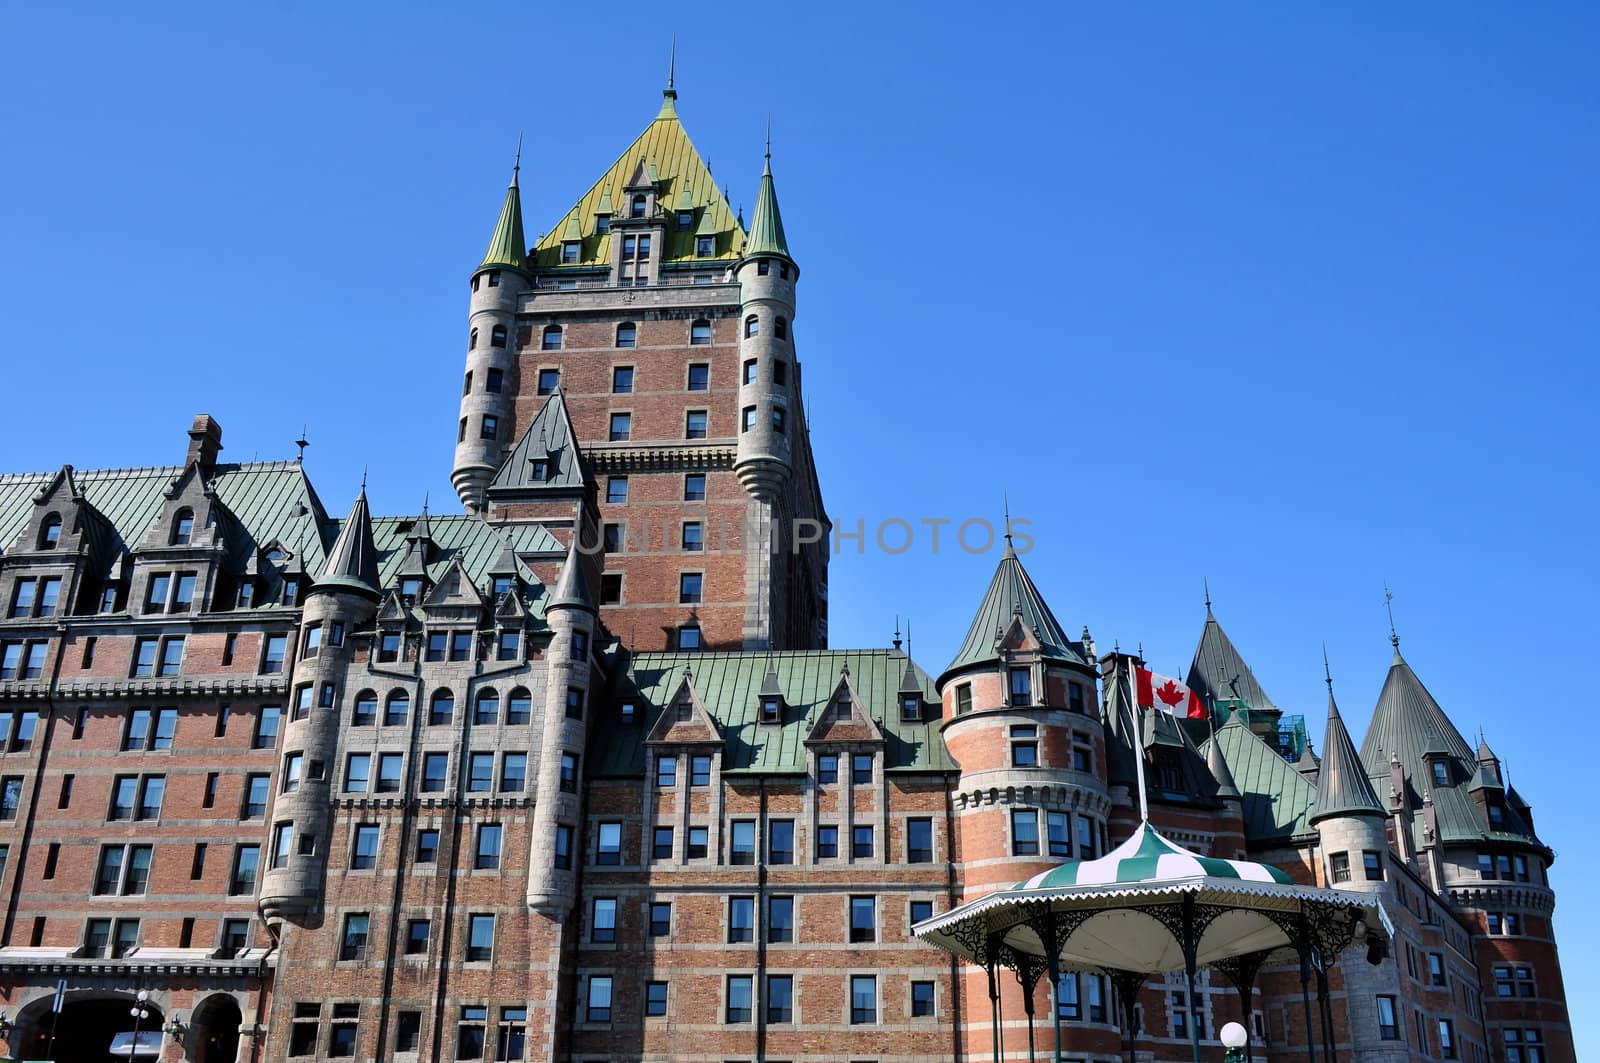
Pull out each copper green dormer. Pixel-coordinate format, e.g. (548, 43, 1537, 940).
(479, 166, 528, 273)
(745, 151, 790, 259)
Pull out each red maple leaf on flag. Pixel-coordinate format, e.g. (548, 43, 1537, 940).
(1156, 680, 1186, 708)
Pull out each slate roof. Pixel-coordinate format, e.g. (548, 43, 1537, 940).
(1309, 691, 1384, 823)
(489, 392, 587, 494)
(591, 650, 953, 778)
(940, 545, 1085, 685)
(531, 93, 746, 268)
(1187, 607, 1278, 713)
(745, 156, 790, 258)
(362, 515, 562, 622)
(1359, 644, 1542, 850)
(316, 490, 381, 597)
(1206, 716, 1320, 842)
(0, 461, 328, 602)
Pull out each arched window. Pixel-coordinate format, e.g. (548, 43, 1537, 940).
(38, 514, 61, 549)
(171, 508, 194, 545)
(631, 195, 647, 219)
(429, 690, 455, 726)
(507, 687, 532, 725)
(462, 371, 473, 396)
(616, 323, 636, 348)
(774, 316, 788, 340)
(744, 315, 759, 338)
(469, 326, 478, 349)
(542, 325, 563, 351)
(384, 691, 410, 727)
(352, 690, 378, 726)
(690, 319, 711, 345)
(491, 325, 507, 348)
(475, 689, 500, 725)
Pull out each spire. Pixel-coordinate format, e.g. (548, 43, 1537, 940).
(549, 532, 595, 613)
(479, 150, 529, 272)
(1186, 603, 1277, 713)
(1206, 731, 1241, 800)
(898, 621, 922, 695)
(939, 547, 1083, 686)
(659, 35, 678, 115)
(1384, 582, 1401, 661)
(1203, 577, 1212, 617)
(1310, 663, 1385, 824)
(315, 488, 381, 598)
(744, 126, 790, 258)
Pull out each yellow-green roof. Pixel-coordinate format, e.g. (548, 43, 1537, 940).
(532, 94, 746, 268)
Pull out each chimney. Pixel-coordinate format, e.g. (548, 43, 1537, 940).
(187, 415, 223, 472)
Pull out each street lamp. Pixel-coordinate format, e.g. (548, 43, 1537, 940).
(129, 990, 152, 1058)
(165, 1014, 185, 1040)
(1221, 1021, 1249, 1063)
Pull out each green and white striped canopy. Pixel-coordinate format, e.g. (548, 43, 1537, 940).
(1014, 822, 1295, 890)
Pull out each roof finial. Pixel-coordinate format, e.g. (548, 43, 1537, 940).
(1203, 576, 1212, 615)
(1384, 581, 1399, 649)
(892, 615, 902, 652)
(1002, 491, 1013, 548)
(906, 620, 913, 661)
(422, 491, 429, 517)
(668, 34, 676, 91)
(295, 425, 309, 463)
(513, 132, 522, 184)
(359, 466, 367, 492)
(1322, 641, 1333, 691)
(765, 113, 772, 165)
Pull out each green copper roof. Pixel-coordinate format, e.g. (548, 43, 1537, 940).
(592, 650, 953, 778)
(1188, 607, 1278, 714)
(315, 489, 381, 597)
(479, 171, 528, 272)
(940, 545, 1085, 685)
(488, 391, 587, 495)
(1309, 691, 1384, 824)
(744, 157, 790, 258)
(1207, 716, 1320, 842)
(362, 513, 561, 622)
(547, 534, 594, 613)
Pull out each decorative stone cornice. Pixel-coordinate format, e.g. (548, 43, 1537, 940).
(1447, 884, 1557, 915)
(589, 444, 736, 474)
(0, 956, 263, 978)
(953, 783, 1113, 820)
(21, 677, 291, 702)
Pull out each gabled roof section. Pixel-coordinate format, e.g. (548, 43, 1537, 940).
(315, 489, 381, 597)
(744, 155, 790, 258)
(940, 545, 1084, 685)
(1210, 715, 1321, 843)
(532, 96, 746, 268)
(805, 667, 887, 746)
(1187, 607, 1277, 714)
(489, 391, 587, 494)
(594, 650, 953, 778)
(360, 514, 560, 624)
(421, 558, 488, 613)
(644, 669, 723, 746)
(479, 168, 528, 272)
(1309, 690, 1384, 823)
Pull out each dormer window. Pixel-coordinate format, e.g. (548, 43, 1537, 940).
(619, 702, 635, 724)
(595, 214, 610, 234)
(281, 580, 298, 607)
(561, 241, 580, 264)
(1009, 667, 1032, 705)
(696, 236, 714, 257)
(530, 459, 548, 481)
(264, 548, 285, 562)
(39, 515, 61, 549)
(1431, 761, 1449, 788)
(760, 698, 782, 724)
(631, 195, 647, 218)
(675, 702, 691, 723)
(172, 509, 194, 545)
(900, 695, 921, 723)
(399, 578, 422, 604)
(676, 211, 693, 229)
(1488, 802, 1504, 829)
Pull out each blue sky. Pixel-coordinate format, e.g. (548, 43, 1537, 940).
(3, 2, 1597, 1047)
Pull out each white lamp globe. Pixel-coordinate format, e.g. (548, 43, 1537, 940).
(1221, 1022, 1249, 1049)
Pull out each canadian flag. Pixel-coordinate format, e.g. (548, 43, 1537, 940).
(1135, 666, 1207, 719)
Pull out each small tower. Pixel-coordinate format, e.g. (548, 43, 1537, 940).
(453, 157, 533, 513)
(1309, 674, 1388, 895)
(525, 534, 598, 916)
(259, 488, 381, 926)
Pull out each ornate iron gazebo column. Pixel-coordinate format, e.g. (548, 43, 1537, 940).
(1107, 968, 1148, 1063)
(984, 934, 1005, 1063)
(1212, 948, 1271, 1063)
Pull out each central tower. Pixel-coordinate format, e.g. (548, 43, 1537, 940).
(450, 81, 829, 652)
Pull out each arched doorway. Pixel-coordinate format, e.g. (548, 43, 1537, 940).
(188, 993, 243, 1063)
(29, 993, 166, 1062)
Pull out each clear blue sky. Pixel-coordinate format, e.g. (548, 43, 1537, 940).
(3, 2, 1597, 1047)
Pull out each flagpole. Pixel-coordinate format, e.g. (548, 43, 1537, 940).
(1125, 656, 1150, 824)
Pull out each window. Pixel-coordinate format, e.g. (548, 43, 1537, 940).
(1438, 1019, 1457, 1060)
(585, 976, 612, 1022)
(649, 901, 672, 936)
(270, 823, 292, 868)
(677, 625, 701, 651)
(730, 819, 756, 865)
(687, 826, 709, 859)
(253, 704, 281, 748)
(262, 634, 287, 674)
(94, 844, 152, 895)
(615, 323, 637, 349)
(421, 752, 448, 792)
(383, 691, 409, 726)
(851, 753, 873, 784)
(0, 776, 18, 820)
(467, 752, 493, 793)
(1331, 851, 1351, 883)
(606, 476, 628, 504)
(1047, 811, 1071, 857)
(1010, 725, 1038, 767)
(131, 638, 157, 677)
(596, 821, 622, 865)
(711, 973, 753, 1024)
(39, 514, 61, 548)
(591, 897, 617, 943)
(656, 755, 678, 788)
(911, 979, 936, 1018)
(345, 753, 372, 793)
(505, 688, 531, 725)
(817, 824, 838, 858)
(1432, 760, 1449, 787)
(136, 775, 165, 819)
(416, 829, 440, 864)
(742, 405, 757, 432)
(537, 367, 560, 395)
(742, 358, 759, 385)
(744, 314, 759, 338)
(849, 895, 876, 942)
(772, 406, 786, 434)
(684, 409, 708, 439)
(599, 573, 622, 604)
(1364, 850, 1384, 880)
(230, 844, 260, 894)
(769, 820, 794, 864)
(565, 686, 584, 720)
(243, 774, 269, 817)
(404, 918, 430, 956)
(474, 824, 502, 870)
(688, 754, 712, 786)
(680, 572, 702, 603)
(430, 690, 455, 725)
(612, 366, 634, 396)
(817, 754, 839, 784)
(536, 324, 562, 350)
(645, 981, 668, 1017)
(851, 975, 877, 1024)
(220, 918, 250, 958)
(1010, 667, 1033, 704)
(1011, 809, 1041, 856)
(1427, 952, 1446, 986)
(352, 825, 379, 870)
(561, 240, 580, 263)
(350, 690, 377, 726)
(465, 913, 494, 961)
(1077, 816, 1097, 859)
(458, 1006, 487, 1059)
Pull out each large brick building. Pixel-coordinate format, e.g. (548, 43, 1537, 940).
(0, 80, 1573, 1063)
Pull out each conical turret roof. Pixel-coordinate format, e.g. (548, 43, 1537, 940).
(745, 154, 790, 258)
(939, 543, 1084, 686)
(1205, 724, 1241, 800)
(479, 168, 528, 272)
(1310, 690, 1384, 823)
(548, 533, 595, 613)
(314, 488, 381, 597)
(1187, 606, 1277, 713)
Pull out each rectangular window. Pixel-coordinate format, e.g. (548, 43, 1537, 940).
(1376, 995, 1399, 1040)
(850, 896, 876, 942)
(817, 753, 838, 784)
(817, 824, 838, 858)
(911, 899, 934, 925)
(679, 572, 702, 603)
(405, 918, 430, 955)
(565, 687, 583, 719)
(1009, 667, 1033, 703)
(726, 975, 753, 1023)
(378, 632, 400, 662)
(729, 896, 754, 942)
(585, 976, 612, 1023)
(1438, 1019, 1457, 1059)
(650, 902, 671, 936)
(474, 824, 502, 870)
(606, 477, 628, 504)
(243, 773, 269, 817)
(731, 820, 756, 865)
(645, 981, 668, 1017)
(653, 826, 673, 860)
(591, 897, 617, 943)
(852, 824, 874, 859)
(912, 980, 935, 1018)
(691, 754, 712, 786)
(421, 753, 448, 792)
(345, 753, 371, 793)
(768, 819, 794, 864)
(1012, 809, 1040, 856)
(684, 473, 707, 501)
(1331, 851, 1352, 883)
(338, 916, 367, 962)
(1010, 724, 1038, 767)
(850, 975, 877, 1024)
(416, 829, 440, 864)
(764, 973, 794, 1022)
(1077, 815, 1097, 859)
(230, 844, 260, 894)
(352, 825, 379, 870)
(467, 752, 493, 792)
(131, 638, 157, 677)
(685, 410, 707, 439)
(852, 753, 873, 784)
(681, 521, 703, 551)
(687, 826, 708, 859)
(537, 368, 559, 395)
(465, 913, 494, 961)
(375, 753, 402, 793)
(908, 817, 934, 863)
(1427, 952, 1446, 987)
(608, 413, 631, 441)
(458, 1006, 487, 1059)
(596, 821, 623, 865)
(157, 637, 184, 676)
(271, 823, 292, 868)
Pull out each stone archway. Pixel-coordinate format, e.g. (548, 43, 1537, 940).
(187, 993, 243, 1063)
(17, 991, 166, 1062)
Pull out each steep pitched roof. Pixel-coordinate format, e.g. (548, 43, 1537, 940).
(1309, 690, 1384, 823)
(1206, 731, 1241, 800)
(593, 650, 952, 778)
(361, 514, 561, 624)
(744, 155, 790, 258)
(479, 169, 528, 272)
(548, 534, 594, 613)
(1209, 715, 1321, 842)
(940, 545, 1084, 685)
(1187, 607, 1277, 713)
(315, 489, 381, 597)
(488, 391, 587, 494)
(532, 93, 746, 268)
